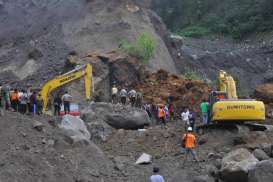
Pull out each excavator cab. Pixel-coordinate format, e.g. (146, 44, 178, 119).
(208, 91, 227, 122)
(209, 91, 227, 104)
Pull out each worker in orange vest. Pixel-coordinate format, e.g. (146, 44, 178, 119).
(10, 89, 19, 112)
(182, 127, 199, 163)
(158, 104, 166, 128)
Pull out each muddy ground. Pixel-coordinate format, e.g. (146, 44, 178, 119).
(1, 110, 273, 182)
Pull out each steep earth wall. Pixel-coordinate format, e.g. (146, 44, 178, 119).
(0, 0, 176, 88)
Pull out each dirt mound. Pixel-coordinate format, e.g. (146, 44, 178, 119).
(136, 69, 210, 112)
(255, 84, 273, 104)
(0, 112, 112, 182)
(255, 84, 273, 119)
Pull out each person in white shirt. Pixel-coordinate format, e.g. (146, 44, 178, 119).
(181, 108, 190, 131)
(111, 84, 118, 104)
(62, 91, 72, 114)
(150, 167, 164, 182)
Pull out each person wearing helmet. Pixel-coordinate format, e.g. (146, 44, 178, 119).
(182, 127, 199, 163)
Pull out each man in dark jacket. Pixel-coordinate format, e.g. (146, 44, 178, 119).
(53, 95, 62, 116)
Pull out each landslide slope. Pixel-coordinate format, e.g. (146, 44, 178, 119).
(0, 0, 176, 87)
(0, 112, 112, 182)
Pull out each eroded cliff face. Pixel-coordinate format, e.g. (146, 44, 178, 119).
(168, 36, 273, 96)
(0, 0, 176, 88)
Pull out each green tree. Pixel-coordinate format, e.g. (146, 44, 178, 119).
(151, 0, 273, 39)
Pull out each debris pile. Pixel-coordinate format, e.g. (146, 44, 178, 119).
(255, 84, 273, 119)
(136, 69, 210, 112)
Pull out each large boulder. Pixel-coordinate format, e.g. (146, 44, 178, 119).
(81, 102, 151, 142)
(248, 160, 273, 182)
(106, 108, 150, 129)
(220, 148, 258, 182)
(81, 102, 115, 141)
(59, 115, 91, 144)
(192, 175, 214, 182)
(81, 102, 151, 130)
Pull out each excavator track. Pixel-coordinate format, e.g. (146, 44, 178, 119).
(196, 122, 273, 134)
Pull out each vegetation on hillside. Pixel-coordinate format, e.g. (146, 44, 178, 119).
(183, 71, 203, 81)
(152, 0, 273, 39)
(121, 33, 156, 64)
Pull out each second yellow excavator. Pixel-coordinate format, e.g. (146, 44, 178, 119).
(209, 70, 265, 122)
(39, 64, 92, 113)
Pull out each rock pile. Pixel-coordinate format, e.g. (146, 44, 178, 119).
(136, 69, 210, 112)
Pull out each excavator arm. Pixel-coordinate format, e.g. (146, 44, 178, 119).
(40, 64, 92, 113)
(219, 70, 238, 99)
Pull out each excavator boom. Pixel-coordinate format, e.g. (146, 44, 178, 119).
(40, 64, 92, 113)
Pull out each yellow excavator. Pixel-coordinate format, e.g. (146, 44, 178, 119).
(39, 64, 92, 113)
(209, 70, 265, 122)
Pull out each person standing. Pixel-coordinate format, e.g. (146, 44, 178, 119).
(158, 104, 166, 128)
(150, 167, 165, 182)
(135, 91, 143, 108)
(128, 89, 137, 107)
(111, 84, 118, 104)
(27, 88, 33, 114)
(144, 103, 152, 118)
(182, 127, 199, 163)
(53, 95, 62, 116)
(119, 88, 127, 105)
(189, 110, 196, 130)
(163, 105, 169, 121)
(17, 89, 23, 112)
(62, 91, 72, 115)
(200, 99, 209, 125)
(168, 103, 175, 121)
(10, 89, 19, 112)
(19, 90, 28, 114)
(181, 108, 190, 131)
(30, 91, 38, 115)
(36, 94, 43, 115)
(0, 84, 10, 110)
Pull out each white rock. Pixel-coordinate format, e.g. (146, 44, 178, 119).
(135, 153, 152, 165)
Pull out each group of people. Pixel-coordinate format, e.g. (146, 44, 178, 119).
(52, 91, 73, 116)
(152, 99, 210, 131)
(0, 84, 43, 115)
(181, 108, 197, 131)
(111, 84, 143, 107)
(0, 83, 74, 117)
